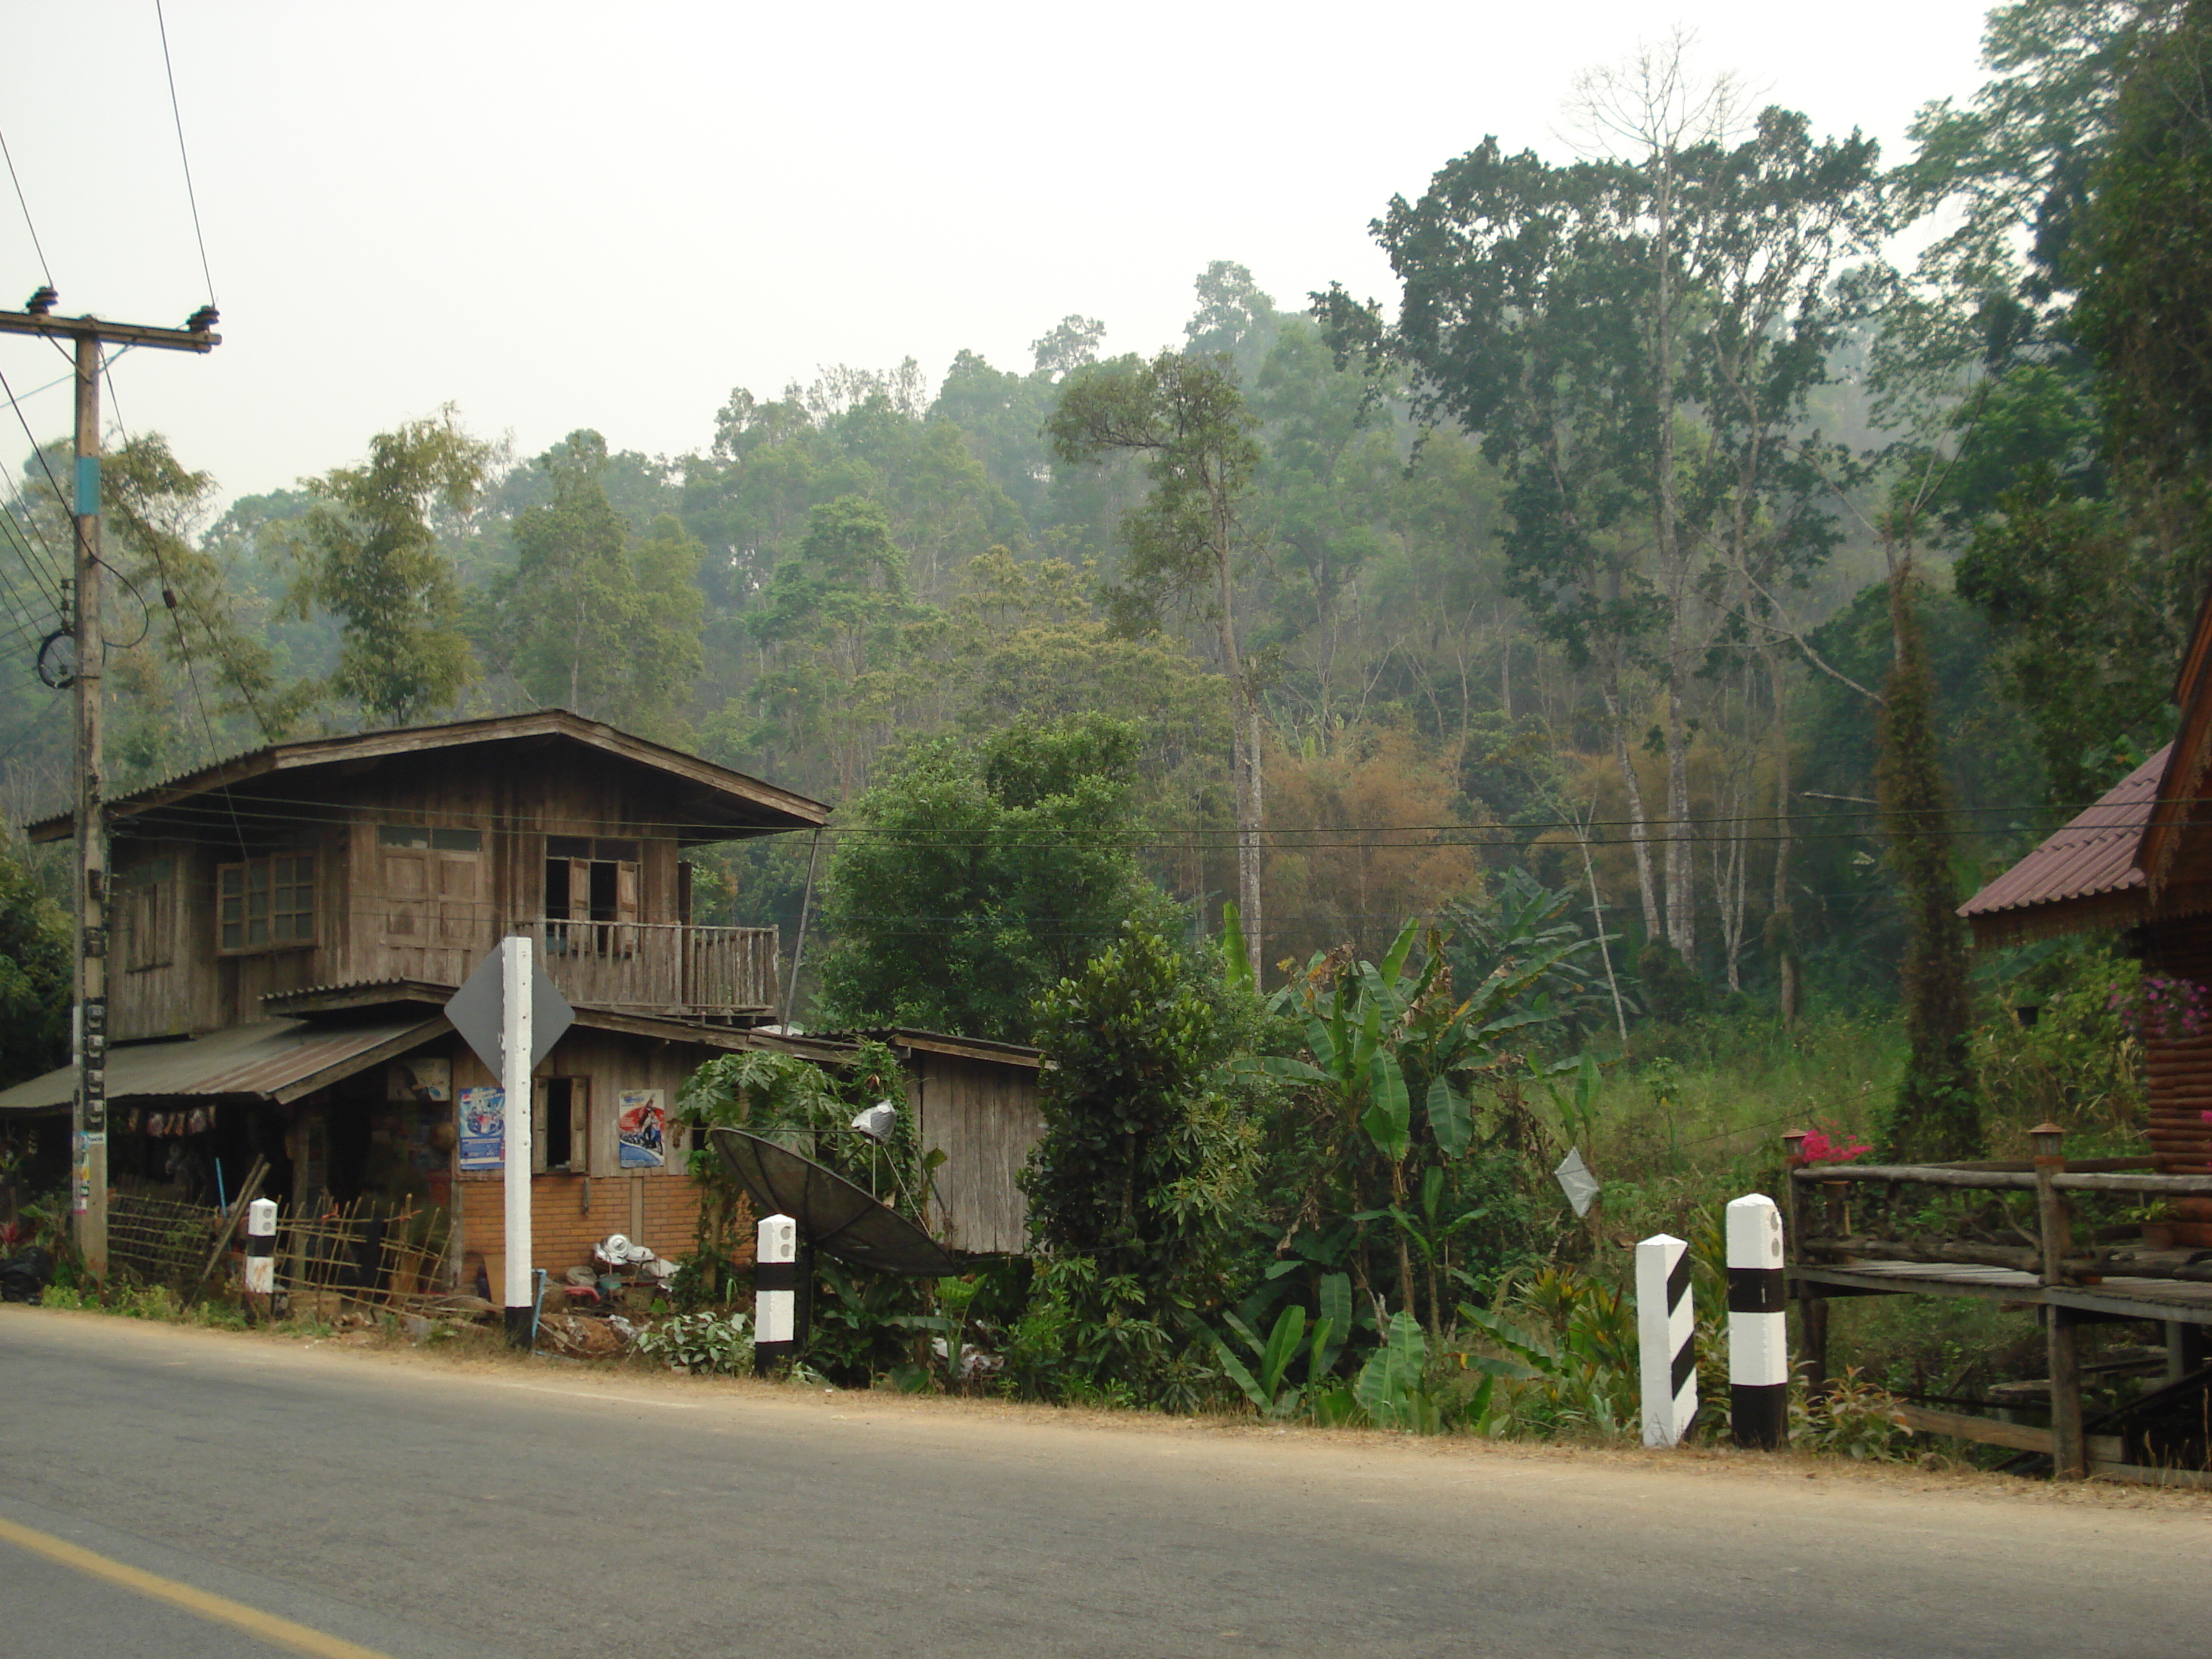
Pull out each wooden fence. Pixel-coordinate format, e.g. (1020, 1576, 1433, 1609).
(106, 1188, 452, 1309)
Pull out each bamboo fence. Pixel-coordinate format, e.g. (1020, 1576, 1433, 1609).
(105, 1187, 452, 1310)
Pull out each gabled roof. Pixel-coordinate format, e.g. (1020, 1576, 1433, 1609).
(24, 709, 829, 847)
(2141, 579, 2212, 899)
(1959, 747, 2167, 947)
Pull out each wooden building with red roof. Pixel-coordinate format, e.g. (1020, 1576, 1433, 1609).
(1961, 593, 2212, 1242)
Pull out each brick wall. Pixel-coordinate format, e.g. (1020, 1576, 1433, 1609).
(457, 1170, 708, 1292)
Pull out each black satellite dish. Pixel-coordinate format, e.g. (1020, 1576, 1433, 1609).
(708, 1128, 961, 1277)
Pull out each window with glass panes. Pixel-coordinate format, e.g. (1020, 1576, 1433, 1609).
(217, 853, 315, 952)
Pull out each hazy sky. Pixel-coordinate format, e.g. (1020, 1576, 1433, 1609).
(1, 1, 1993, 515)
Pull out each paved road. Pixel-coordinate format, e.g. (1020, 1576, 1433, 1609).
(2, 1307, 2205, 1658)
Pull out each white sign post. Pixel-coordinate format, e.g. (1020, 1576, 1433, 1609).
(1635, 1232, 1697, 1447)
(501, 938, 534, 1344)
(445, 937, 573, 1348)
(1727, 1192, 1789, 1449)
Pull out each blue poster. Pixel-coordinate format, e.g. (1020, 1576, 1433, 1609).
(459, 1085, 505, 1170)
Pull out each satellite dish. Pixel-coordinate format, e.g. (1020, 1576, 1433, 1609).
(708, 1128, 961, 1277)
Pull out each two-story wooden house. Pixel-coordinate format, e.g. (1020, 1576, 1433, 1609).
(0, 710, 832, 1293)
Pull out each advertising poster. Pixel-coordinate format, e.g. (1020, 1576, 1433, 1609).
(617, 1089, 665, 1169)
(387, 1057, 451, 1103)
(459, 1085, 505, 1170)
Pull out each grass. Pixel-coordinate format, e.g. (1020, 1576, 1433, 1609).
(1569, 1006, 1902, 1257)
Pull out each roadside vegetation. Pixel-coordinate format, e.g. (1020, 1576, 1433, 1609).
(3, 1, 2203, 1473)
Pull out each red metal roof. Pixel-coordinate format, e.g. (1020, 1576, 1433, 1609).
(1959, 745, 2170, 939)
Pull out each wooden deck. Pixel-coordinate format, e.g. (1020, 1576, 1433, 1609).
(1792, 1259, 2212, 1325)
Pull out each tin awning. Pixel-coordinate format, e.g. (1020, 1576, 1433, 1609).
(0, 1015, 448, 1115)
(1959, 746, 2168, 947)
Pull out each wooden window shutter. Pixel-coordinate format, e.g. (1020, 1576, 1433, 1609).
(571, 1078, 593, 1176)
(614, 862, 639, 923)
(530, 1080, 549, 1175)
(567, 859, 592, 922)
(435, 851, 481, 946)
(382, 848, 431, 943)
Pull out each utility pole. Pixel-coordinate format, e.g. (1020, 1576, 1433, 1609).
(0, 292, 218, 1278)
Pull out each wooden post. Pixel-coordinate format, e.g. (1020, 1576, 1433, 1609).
(0, 301, 219, 1282)
(2167, 1320, 2208, 1385)
(1781, 1132, 1828, 1395)
(2032, 1122, 2086, 1481)
(70, 333, 107, 1280)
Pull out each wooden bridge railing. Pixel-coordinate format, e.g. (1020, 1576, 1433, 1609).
(1785, 1125, 2212, 1480)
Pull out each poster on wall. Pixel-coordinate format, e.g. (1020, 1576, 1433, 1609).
(387, 1057, 451, 1103)
(617, 1089, 665, 1169)
(459, 1086, 505, 1170)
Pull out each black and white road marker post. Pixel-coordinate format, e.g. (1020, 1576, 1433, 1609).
(1635, 1232, 1697, 1447)
(754, 1212, 804, 1377)
(244, 1196, 277, 1321)
(1726, 1192, 1789, 1449)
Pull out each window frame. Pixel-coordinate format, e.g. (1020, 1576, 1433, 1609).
(216, 850, 318, 956)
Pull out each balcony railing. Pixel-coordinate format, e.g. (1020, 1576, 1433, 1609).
(521, 919, 780, 1014)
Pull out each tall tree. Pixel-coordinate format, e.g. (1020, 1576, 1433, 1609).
(1876, 560, 1981, 1161)
(1048, 350, 1269, 977)
(1321, 77, 1880, 973)
(496, 431, 703, 739)
(286, 411, 490, 727)
(814, 714, 1164, 1042)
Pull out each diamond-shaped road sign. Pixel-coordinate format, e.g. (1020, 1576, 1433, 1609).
(443, 938, 575, 1077)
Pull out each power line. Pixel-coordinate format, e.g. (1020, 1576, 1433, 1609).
(0, 362, 75, 604)
(0, 122, 53, 289)
(10, 751, 2159, 841)
(153, 0, 216, 305)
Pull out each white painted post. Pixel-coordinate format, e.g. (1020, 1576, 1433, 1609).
(1727, 1192, 1789, 1449)
(502, 937, 535, 1347)
(244, 1197, 277, 1321)
(1635, 1232, 1697, 1447)
(754, 1212, 799, 1376)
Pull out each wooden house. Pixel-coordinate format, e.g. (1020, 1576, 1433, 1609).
(1780, 608, 2212, 1481)
(1961, 585, 2212, 1243)
(0, 711, 1052, 1294)
(0, 711, 829, 1291)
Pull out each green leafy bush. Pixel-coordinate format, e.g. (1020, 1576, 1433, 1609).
(637, 1310, 754, 1375)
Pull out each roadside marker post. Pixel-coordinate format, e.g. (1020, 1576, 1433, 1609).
(1727, 1193, 1789, 1449)
(1635, 1232, 1697, 1447)
(754, 1213, 804, 1376)
(244, 1197, 277, 1321)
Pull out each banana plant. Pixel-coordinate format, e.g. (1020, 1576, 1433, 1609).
(1236, 909, 1605, 1169)
(1352, 1309, 1442, 1433)
(1208, 1272, 1352, 1419)
(1210, 1305, 1331, 1419)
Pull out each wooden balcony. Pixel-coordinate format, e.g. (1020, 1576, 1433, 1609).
(521, 919, 780, 1015)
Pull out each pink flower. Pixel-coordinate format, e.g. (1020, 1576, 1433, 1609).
(1799, 1125, 1871, 1165)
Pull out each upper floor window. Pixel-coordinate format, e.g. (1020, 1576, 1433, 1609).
(544, 835, 640, 956)
(119, 857, 176, 971)
(379, 825, 484, 854)
(379, 824, 485, 948)
(217, 853, 315, 953)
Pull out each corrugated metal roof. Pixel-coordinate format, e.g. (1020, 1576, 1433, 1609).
(1960, 745, 2169, 926)
(0, 1015, 446, 1115)
(23, 708, 830, 843)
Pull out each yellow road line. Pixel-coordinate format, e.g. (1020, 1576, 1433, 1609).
(0, 1514, 397, 1659)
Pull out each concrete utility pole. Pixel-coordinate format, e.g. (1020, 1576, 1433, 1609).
(0, 295, 219, 1278)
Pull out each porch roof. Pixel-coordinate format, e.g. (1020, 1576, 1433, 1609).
(1958, 747, 2167, 947)
(0, 1015, 445, 1115)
